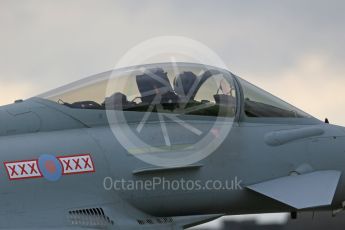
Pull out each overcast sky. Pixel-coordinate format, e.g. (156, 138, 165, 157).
(1, 1, 344, 228)
(1, 0, 345, 125)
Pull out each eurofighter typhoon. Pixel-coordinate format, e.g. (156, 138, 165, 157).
(0, 62, 344, 229)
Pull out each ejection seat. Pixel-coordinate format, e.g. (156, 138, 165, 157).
(136, 68, 179, 105)
(173, 71, 198, 103)
(103, 92, 132, 110)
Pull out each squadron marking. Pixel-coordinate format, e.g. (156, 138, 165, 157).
(4, 160, 42, 180)
(4, 154, 95, 181)
(58, 154, 95, 175)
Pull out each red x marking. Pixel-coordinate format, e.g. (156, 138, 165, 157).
(18, 164, 28, 175)
(8, 165, 18, 176)
(28, 163, 38, 174)
(63, 159, 73, 171)
(73, 159, 82, 170)
(82, 158, 92, 169)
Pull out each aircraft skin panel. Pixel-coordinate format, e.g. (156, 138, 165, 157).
(247, 170, 341, 210)
(264, 126, 325, 146)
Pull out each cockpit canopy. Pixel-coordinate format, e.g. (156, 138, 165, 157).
(40, 63, 237, 118)
(38, 63, 311, 119)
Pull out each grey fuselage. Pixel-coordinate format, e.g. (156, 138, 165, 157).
(0, 95, 345, 229)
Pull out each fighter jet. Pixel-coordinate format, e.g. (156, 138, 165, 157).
(0, 62, 344, 229)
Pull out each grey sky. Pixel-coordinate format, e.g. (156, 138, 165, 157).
(1, 0, 345, 123)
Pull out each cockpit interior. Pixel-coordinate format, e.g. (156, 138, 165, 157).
(39, 63, 310, 119)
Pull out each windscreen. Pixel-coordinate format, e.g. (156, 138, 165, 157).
(239, 78, 311, 118)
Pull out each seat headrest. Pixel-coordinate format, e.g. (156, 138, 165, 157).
(174, 71, 198, 99)
(136, 68, 173, 103)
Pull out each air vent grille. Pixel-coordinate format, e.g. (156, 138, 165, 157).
(68, 207, 114, 227)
